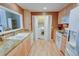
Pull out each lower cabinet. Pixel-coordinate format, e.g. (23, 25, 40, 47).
(56, 32, 62, 50)
(60, 35, 67, 55)
(56, 32, 67, 55)
(7, 42, 23, 56)
(7, 35, 32, 56)
(60, 35, 68, 55)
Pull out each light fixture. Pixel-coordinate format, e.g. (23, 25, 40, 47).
(43, 7, 47, 10)
(43, 7, 47, 15)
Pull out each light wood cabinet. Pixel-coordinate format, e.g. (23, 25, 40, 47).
(7, 35, 32, 56)
(7, 43, 23, 56)
(22, 35, 32, 56)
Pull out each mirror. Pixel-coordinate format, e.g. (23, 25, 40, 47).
(0, 6, 22, 32)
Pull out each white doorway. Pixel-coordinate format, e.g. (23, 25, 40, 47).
(32, 15, 52, 40)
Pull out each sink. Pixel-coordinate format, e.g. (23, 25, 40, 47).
(7, 32, 30, 40)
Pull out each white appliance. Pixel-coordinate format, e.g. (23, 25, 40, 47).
(65, 30, 78, 56)
(69, 6, 79, 31)
(65, 6, 79, 56)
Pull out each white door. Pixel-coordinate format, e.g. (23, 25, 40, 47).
(44, 15, 52, 40)
(44, 15, 49, 40)
(32, 15, 52, 40)
(32, 16, 39, 40)
(35, 16, 39, 40)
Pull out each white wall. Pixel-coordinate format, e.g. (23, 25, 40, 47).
(32, 16, 39, 40)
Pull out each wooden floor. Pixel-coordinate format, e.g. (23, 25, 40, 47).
(28, 39, 60, 56)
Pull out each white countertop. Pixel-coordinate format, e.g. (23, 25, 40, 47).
(0, 28, 22, 35)
(6, 32, 30, 40)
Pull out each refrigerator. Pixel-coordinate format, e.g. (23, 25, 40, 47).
(65, 30, 78, 56)
(65, 6, 79, 56)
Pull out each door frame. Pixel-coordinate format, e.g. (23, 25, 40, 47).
(32, 15, 52, 40)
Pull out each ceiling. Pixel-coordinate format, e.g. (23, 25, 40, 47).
(17, 3, 69, 12)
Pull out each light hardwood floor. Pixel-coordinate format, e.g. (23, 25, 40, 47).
(28, 39, 60, 56)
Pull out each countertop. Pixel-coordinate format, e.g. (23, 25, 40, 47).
(57, 29, 69, 38)
(0, 28, 22, 35)
(0, 32, 31, 56)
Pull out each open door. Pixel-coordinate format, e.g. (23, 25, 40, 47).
(44, 15, 52, 40)
(32, 16, 39, 40)
(32, 15, 52, 40)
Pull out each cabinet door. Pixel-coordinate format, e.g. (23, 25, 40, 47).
(22, 39, 29, 56)
(60, 35, 67, 55)
(56, 36, 62, 49)
(26, 36, 32, 55)
(7, 43, 23, 56)
(22, 35, 32, 56)
(7, 35, 33, 56)
(0, 9, 7, 29)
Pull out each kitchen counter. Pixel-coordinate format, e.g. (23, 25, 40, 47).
(0, 28, 22, 36)
(0, 32, 31, 56)
(57, 29, 69, 38)
(56, 29, 69, 55)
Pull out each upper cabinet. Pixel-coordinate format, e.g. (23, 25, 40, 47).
(69, 6, 79, 31)
(61, 16, 69, 24)
(0, 9, 7, 32)
(0, 6, 23, 33)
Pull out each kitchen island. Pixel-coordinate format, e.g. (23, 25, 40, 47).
(0, 32, 33, 56)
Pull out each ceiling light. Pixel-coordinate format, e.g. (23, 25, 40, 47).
(43, 7, 47, 10)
